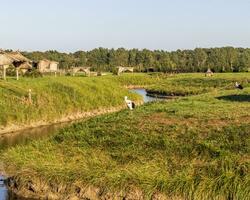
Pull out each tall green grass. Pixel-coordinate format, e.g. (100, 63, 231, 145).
(3, 85, 250, 199)
(1, 73, 249, 128)
(0, 76, 140, 127)
(146, 74, 250, 96)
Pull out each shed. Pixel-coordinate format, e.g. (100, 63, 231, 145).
(71, 67, 91, 76)
(205, 68, 214, 77)
(115, 66, 134, 75)
(37, 60, 59, 73)
(0, 51, 31, 80)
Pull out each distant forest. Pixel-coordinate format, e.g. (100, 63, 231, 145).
(19, 47, 250, 73)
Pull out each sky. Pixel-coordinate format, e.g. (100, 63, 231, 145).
(1, 0, 250, 52)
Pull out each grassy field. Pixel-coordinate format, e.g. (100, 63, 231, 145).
(114, 73, 250, 96)
(0, 76, 141, 130)
(2, 73, 250, 199)
(0, 73, 249, 130)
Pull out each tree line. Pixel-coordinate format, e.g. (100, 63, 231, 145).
(21, 47, 250, 73)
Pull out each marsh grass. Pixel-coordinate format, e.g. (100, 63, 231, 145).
(0, 76, 141, 127)
(0, 73, 249, 128)
(3, 80, 250, 199)
(146, 74, 250, 96)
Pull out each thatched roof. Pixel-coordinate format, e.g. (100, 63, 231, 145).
(0, 51, 31, 66)
(18, 62, 32, 70)
(5, 52, 31, 63)
(0, 53, 14, 65)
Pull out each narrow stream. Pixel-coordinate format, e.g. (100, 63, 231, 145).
(0, 89, 162, 200)
(129, 88, 166, 103)
(0, 122, 75, 200)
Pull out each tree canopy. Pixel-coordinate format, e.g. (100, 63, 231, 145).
(21, 47, 250, 73)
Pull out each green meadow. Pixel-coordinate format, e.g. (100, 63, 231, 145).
(0, 76, 140, 129)
(1, 73, 250, 199)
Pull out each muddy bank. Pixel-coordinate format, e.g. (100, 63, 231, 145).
(6, 176, 180, 200)
(146, 90, 181, 98)
(124, 85, 147, 89)
(0, 106, 128, 137)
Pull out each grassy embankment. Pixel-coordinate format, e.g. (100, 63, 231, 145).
(1, 73, 249, 132)
(2, 73, 250, 199)
(0, 76, 142, 133)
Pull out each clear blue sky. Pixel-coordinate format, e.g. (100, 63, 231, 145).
(1, 0, 250, 52)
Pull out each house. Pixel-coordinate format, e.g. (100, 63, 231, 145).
(37, 59, 59, 73)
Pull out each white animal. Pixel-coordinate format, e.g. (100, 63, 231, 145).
(124, 96, 135, 110)
(235, 82, 243, 90)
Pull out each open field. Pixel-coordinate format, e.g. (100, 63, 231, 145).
(113, 73, 250, 96)
(1, 73, 250, 199)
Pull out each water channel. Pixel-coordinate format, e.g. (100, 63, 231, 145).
(0, 89, 166, 200)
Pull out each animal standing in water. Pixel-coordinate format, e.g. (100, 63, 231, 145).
(124, 96, 135, 110)
(235, 82, 243, 90)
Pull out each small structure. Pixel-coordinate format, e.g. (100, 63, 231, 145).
(0, 51, 31, 80)
(0, 53, 13, 80)
(115, 66, 134, 75)
(37, 60, 59, 73)
(205, 68, 214, 77)
(71, 67, 91, 76)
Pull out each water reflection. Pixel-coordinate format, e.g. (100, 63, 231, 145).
(129, 88, 166, 103)
(0, 89, 158, 150)
(0, 122, 76, 200)
(0, 175, 8, 200)
(0, 122, 76, 151)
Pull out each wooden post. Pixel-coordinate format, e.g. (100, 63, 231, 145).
(16, 68, 19, 80)
(3, 66, 7, 80)
(28, 89, 32, 104)
(0, 66, 2, 80)
(54, 71, 57, 77)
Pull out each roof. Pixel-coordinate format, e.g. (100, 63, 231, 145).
(18, 62, 32, 69)
(39, 59, 59, 64)
(0, 51, 31, 65)
(0, 53, 14, 65)
(5, 52, 31, 62)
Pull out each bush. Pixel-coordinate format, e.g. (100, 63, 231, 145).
(6, 65, 16, 76)
(24, 69, 43, 78)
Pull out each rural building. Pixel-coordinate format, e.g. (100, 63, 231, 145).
(37, 60, 59, 73)
(71, 67, 91, 76)
(0, 51, 32, 80)
(205, 68, 214, 77)
(115, 66, 134, 75)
